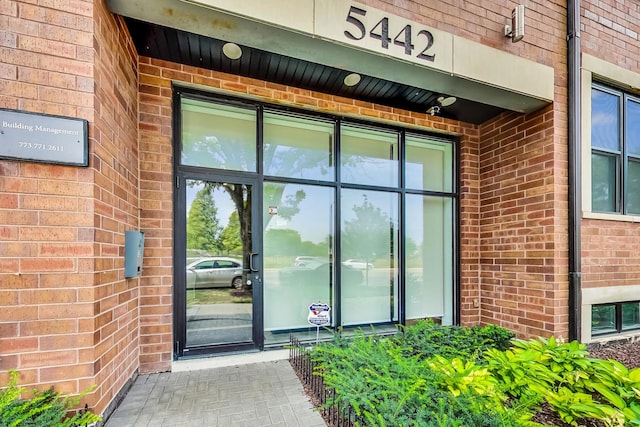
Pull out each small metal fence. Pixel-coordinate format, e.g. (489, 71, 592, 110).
(288, 335, 364, 427)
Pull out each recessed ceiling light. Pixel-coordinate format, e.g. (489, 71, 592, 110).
(222, 42, 242, 60)
(437, 96, 457, 107)
(343, 73, 361, 87)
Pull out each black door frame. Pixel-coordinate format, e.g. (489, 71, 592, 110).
(171, 84, 461, 358)
(172, 86, 264, 359)
(173, 171, 263, 359)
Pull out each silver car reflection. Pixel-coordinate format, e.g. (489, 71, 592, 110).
(186, 257, 244, 289)
(342, 259, 374, 270)
(279, 261, 363, 285)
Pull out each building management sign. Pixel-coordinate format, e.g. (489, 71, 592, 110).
(0, 109, 88, 166)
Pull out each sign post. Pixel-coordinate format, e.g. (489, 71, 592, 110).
(307, 302, 331, 345)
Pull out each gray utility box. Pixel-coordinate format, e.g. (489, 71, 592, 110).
(125, 230, 145, 278)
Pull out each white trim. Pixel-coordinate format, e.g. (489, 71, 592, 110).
(172, 349, 289, 372)
(581, 54, 640, 221)
(583, 211, 640, 223)
(581, 284, 640, 343)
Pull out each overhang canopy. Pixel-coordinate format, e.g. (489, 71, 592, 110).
(106, 0, 555, 125)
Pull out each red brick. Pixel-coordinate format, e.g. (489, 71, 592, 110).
(0, 337, 38, 354)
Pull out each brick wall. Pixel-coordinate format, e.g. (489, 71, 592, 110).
(0, 0, 97, 394)
(90, 4, 140, 414)
(357, 0, 571, 336)
(136, 57, 481, 371)
(0, 0, 139, 416)
(580, 1, 640, 290)
(478, 108, 569, 339)
(0, 0, 580, 412)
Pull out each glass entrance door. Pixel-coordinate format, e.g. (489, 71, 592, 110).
(176, 178, 259, 356)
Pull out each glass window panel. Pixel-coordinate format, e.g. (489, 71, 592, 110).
(591, 152, 617, 213)
(263, 113, 335, 181)
(340, 189, 399, 326)
(263, 183, 335, 340)
(592, 304, 616, 335)
(591, 88, 620, 152)
(627, 160, 640, 215)
(405, 136, 453, 192)
(626, 99, 640, 156)
(405, 195, 453, 325)
(181, 99, 257, 171)
(341, 125, 399, 187)
(622, 302, 640, 331)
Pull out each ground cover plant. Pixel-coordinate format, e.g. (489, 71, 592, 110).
(307, 321, 640, 426)
(0, 371, 101, 427)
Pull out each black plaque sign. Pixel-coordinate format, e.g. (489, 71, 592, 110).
(0, 108, 88, 166)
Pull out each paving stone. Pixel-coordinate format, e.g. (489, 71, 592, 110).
(104, 360, 325, 427)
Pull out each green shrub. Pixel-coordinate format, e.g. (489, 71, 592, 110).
(310, 323, 523, 426)
(0, 371, 101, 427)
(306, 324, 640, 426)
(394, 319, 515, 361)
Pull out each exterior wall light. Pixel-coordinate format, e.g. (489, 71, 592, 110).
(504, 4, 525, 43)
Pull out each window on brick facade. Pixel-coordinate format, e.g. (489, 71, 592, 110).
(591, 84, 640, 214)
(592, 302, 640, 337)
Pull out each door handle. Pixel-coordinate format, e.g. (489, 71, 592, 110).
(249, 253, 259, 272)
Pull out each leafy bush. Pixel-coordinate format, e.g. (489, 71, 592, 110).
(485, 336, 640, 426)
(0, 371, 101, 427)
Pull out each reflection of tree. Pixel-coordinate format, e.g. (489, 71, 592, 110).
(183, 132, 253, 171)
(219, 211, 242, 255)
(189, 182, 305, 290)
(184, 114, 341, 286)
(628, 161, 640, 214)
(264, 229, 303, 257)
(591, 153, 613, 211)
(263, 183, 305, 228)
(186, 188, 222, 254)
(221, 183, 252, 287)
(301, 240, 329, 257)
(342, 195, 393, 263)
(263, 142, 331, 178)
(405, 237, 419, 258)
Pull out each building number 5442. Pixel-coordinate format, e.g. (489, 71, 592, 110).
(343, 5, 436, 62)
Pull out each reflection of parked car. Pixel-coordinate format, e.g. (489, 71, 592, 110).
(280, 261, 363, 285)
(342, 259, 374, 270)
(186, 257, 244, 289)
(293, 256, 319, 267)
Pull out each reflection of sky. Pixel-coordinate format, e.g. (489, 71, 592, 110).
(266, 184, 333, 244)
(627, 99, 640, 155)
(591, 89, 619, 151)
(341, 156, 397, 187)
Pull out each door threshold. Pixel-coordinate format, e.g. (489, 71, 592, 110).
(172, 348, 289, 372)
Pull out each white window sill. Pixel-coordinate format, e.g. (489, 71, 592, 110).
(583, 211, 640, 223)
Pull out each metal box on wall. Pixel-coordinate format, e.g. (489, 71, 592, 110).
(125, 231, 145, 278)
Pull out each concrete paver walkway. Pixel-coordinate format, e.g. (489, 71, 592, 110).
(103, 353, 326, 427)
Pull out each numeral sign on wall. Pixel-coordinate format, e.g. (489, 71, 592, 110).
(343, 6, 435, 62)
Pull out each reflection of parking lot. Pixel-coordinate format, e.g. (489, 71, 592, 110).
(263, 267, 403, 330)
(186, 303, 252, 346)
